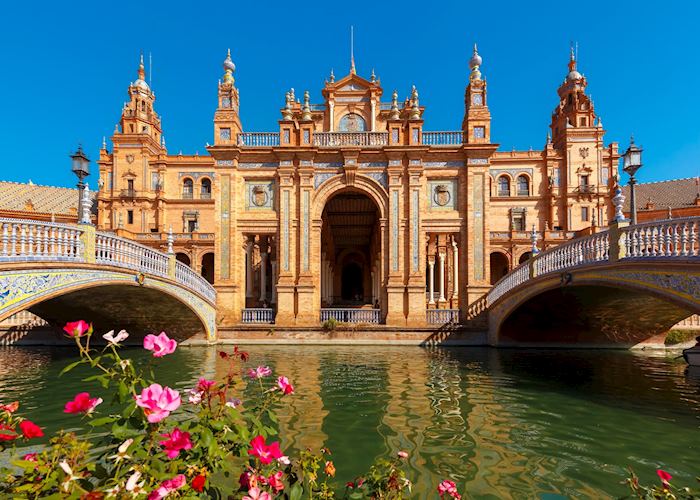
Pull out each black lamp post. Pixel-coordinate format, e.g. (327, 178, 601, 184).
(70, 145, 90, 223)
(622, 136, 643, 225)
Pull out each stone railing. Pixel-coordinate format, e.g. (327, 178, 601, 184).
(320, 308, 380, 324)
(0, 217, 216, 304)
(622, 218, 699, 258)
(175, 261, 216, 302)
(241, 308, 275, 324)
(427, 309, 460, 324)
(0, 218, 84, 262)
(422, 131, 465, 146)
(486, 217, 700, 307)
(313, 132, 388, 148)
(96, 232, 170, 279)
(237, 133, 280, 147)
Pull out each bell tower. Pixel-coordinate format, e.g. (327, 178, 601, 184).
(214, 49, 243, 145)
(118, 54, 162, 147)
(550, 46, 597, 148)
(462, 44, 491, 144)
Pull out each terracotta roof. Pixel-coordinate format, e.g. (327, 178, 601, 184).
(622, 177, 700, 211)
(0, 181, 97, 216)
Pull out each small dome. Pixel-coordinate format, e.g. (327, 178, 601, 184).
(469, 44, 482, 69)
(567, 70, 582, 81)
(133, 78, 150, 90)
(223, 49, 235, 73)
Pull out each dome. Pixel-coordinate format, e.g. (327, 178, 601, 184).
(133, 78, 150, 90)
(223, 49, 235, 73)
(469, 44, 482, 69)
(567, 70, 582, 81)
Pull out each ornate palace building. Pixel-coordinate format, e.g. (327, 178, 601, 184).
(93, 46, 619, 329)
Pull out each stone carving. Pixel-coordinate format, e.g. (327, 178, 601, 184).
(428, 180, 456, 210)
(245, 181, 274, 210)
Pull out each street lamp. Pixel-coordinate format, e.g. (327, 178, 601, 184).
(70, 145, 90, 224)
(622, 136, 643, 225)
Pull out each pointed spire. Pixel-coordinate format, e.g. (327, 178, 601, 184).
(350, 26, 356, 74)
(329, 69, 335, 83)
(568, 42, 577, 72)
(409, 86, 420, 120)
(222, 48, 235, 84)
(301, 90, 312, 121)
(138, 52, 146, 81)
(390, 89, 400, 120)
(370, 68, 376, 83)
(469, 43, 483, 81)
(101, 136, 106, 150)
(161, 135, 166, 149)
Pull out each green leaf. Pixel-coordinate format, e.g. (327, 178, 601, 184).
(88, 415, 118, 427)
(289, 482, 303, 500)
(200, 427, 214, 448)
(60, 360, 83, 376)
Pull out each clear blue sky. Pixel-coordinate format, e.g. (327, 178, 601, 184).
(1, 0, 698, 188)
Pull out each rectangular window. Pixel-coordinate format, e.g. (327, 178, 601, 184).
(127, 210, 134, 225)
(579, 117, 587, 126)
(303, 129, 310, 144)
(151, 172, 159, 191)
(601, 167, 609, 184)
(187, 220, 197, 233)
(581, 206, 589, 222)
(473, 126, 485, 139)
(127, 179, 134, 191)
(283, 129, 290, 144)
(513, 215, 525, 231)
(219, 128, 231, 140)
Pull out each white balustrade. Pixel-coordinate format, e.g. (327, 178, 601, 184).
(623, 218, 699, 258)
(487, 263, 531, 306)
(320, 308, 380, 324)
(175, 261, 216, 302)
(426, 309, 460, 324)
(421, 131, 466, 146)
(237, 133, 280, 147)
(96, 233, 170, 278)
(313, 132, 388, 147)
(241, 308, 275, 324)
(0, 218, 83, 262)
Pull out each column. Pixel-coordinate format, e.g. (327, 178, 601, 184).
(271, 260, 278, 303)
(438, 250, 446, 302)
(427, 256, 435, 304)
(259, 238, 268, 303)
(451, 236, 459, 300)
(245, 236, 254, 298)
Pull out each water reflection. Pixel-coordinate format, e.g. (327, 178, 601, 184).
(1, 346, 699, 498)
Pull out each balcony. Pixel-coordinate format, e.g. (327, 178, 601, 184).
(320, 308, 380, 324)
(119, 189, 137, 198)
(577, 185, 596, 194)
(313, 132, 388, 148)
(242, 308, 275, 324)
(422, 131, 466, 146)
(237, 133, 280, 147)
(200, 191, 212, 200)
(181, 191, 193, 199)
(427, 309, 460, 325)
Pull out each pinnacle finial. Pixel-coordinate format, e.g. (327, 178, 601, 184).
(222, 48, 235, 84)
(350, 25, 356, 74)
(370, 68, 376, 82)
(469, 43, 483, 80)
(102, 136, 106, 150)
(137, 52, 146, 81)
(329, 69, 335, 83)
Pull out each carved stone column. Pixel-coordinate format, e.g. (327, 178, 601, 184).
(259, 237, 268, 303)
(271, 259, 278, 304)
(245, 236, 254, 298)
(438, 249, 446, 303)
(427, 256, 435, 305)
(451, 236, 459, 300)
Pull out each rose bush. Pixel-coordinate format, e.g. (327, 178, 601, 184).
(0, 321, 420, 499)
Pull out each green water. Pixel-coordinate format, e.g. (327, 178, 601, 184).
(1, 345, 698, 498)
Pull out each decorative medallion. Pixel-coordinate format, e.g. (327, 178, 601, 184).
(126, 154, 135, 164)
(579, 147, 590, 159)
(434, 184, 451, 206)
(245, 181, 274, 210)
(252, 186, 269, 207)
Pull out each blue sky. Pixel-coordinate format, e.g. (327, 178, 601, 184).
(0, 0, 698, 188)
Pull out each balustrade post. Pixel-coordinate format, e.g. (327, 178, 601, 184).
(80, 225, 96, 263)
(608, 220, 629, 262)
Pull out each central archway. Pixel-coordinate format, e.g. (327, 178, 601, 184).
(320, 190, 381, 308)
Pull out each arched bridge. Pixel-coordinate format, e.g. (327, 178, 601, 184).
(0, 218, 217, 343)
(487, 217, 700, 347)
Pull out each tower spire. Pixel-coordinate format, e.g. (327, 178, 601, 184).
(138, 52, 145, 82)
(350, 25, 356, 75)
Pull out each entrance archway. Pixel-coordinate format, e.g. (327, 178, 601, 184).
(320, 190, 381, 308)
(201, 253, 214, 284)
(176, 253, 191, 267)
(490, 252, 510, 285)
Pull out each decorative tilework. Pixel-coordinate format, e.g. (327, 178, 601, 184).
(216, 160, 233, 166)
(360, 162, 388, 168)
(303, 191, 309, 272)
(282, 190, 290, 272)
(221, 176, 230, 279)
(425, 161, 464, 168)
(365, 172, 388, 189)
(412, 189, 419, 271)
(392, 190, 399, 272)
(468, 158, 488, 165)
(314, 173, 336, 189)
(490, 168, 533, 178)
(315, 162, 343, 169)
(239, 162, 277, 169)
(178, 172, 215, 180)
(473, 174, 484, 281)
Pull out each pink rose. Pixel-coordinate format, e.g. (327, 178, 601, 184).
(248, 435, 283, 465)
(64, 392, 102, 414)
(159, 427, 193, 459)
(147, 474, 186, 500)
(398, 451, 408, 459)
(134, 384, 180, 423)
(63, 320, 91, 338)
(143, 332, 177, 357)
(196, 377, 216, 392)
(438, 479, 461, 499)
(243, 487, 271, 500)
(277, 376, 294, 395)
(268, 471, 284, 492)
(247, 366, 272, 379)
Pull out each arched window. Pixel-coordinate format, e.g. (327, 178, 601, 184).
(200, 178, 212, 199)
(182, 178, 194, 199)
(517, 175, 529, 196)
(338, 113, 367, 132)
(497, 176, 510, 197)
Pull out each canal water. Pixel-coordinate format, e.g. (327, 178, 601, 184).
(0, 345, 698, 498)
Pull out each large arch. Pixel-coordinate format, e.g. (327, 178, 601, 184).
(489, 262, 700, 347)
(0, 267, 216, 342)
(489, 251, 510, 285)
(312, 174, 388, 221)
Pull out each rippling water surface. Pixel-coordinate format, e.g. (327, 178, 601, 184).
(1, 345, 699, 498)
